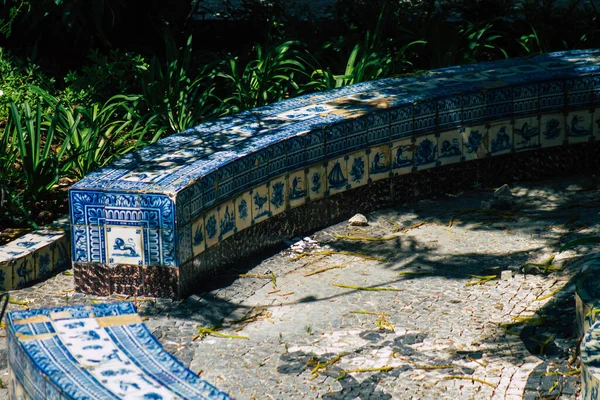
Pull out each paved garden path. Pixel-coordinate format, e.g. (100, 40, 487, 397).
(2, 175, 600, 399)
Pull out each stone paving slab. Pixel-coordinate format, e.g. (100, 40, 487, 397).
(1, 175, 600, 399)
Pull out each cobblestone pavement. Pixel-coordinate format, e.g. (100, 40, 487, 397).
(2, 175, 600, 399)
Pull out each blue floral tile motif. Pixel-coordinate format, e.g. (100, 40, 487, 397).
(368, 145, 391, 181)
(513, 84, 539, 117)
(139, 193, 175, 229)
(307, 164, 326, 201)
(269, 176, 287, 216)
(566, 110, 593, 143)
(539, 80, 565, 112)
(204, 208, 219, 248)
(513, 117, 540, 151)
(251, 183, 270, 224)
(437, 96, 462, 131)
(219, 201, 236, 240)
(191, 216, 205, 256)
(540, 113, 565, 147)
(35, 244, 53, 281)
(487, 121, 512, 155)
(234, 191, 252, 232)
(69, 190, 105, 226)
(347, 150, 368, 188)
(390, 105, 414, 140)
(437, 129, 462, 166)
(327, 157, 348, 195)
(413, 135, 437, 169)
(461, 126, 488, 161)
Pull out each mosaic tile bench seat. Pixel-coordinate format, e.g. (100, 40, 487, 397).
(7, 302, 232, 399)
(71, 49, 600, 299)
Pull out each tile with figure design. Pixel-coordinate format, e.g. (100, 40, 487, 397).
(288, 170, 307, 209)
(0, 258, 13, 291)
(391, 138, 414, 176)
(307, 164, 327, 201)
(346, 150, 369, 188)
(437, 129, 462, 166)
(191, 216, 205, 256)
(368, 145, 391, 181)
(234, 191, 253, 231)
(203, 208, 220, 248)
(35, 244, 53, 280)
(513, 117, 540, 151)
(269, 175, 287, 216)
(461, 125, 488, 161)
(566, 110, 593, 144)
(413, 135, 437, 170)
(540, 113, 565, 147)
(218, 200, 236, 241)
(105, 226, 143, 265)
(251, 183, 270, 224)
(326, 156, 348, 195)
(487, 121, 512, 155)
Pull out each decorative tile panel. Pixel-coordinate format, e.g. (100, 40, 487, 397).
(461, 125, 488, 161)
(540, 113, 565, 147)
(286, 134, 306, 171)
(567, 76, 592, 108)
(513, 84, 539, 117)
(391, 138, 414, 176)
(326, 156, 348, 195)
(106, 226, 143, 265)
(347, 150, 369, 188)
(367, 111, 390, 145)
(191, 216, 206, 256)
(7, 303, 233, 400)
(368, 145, 391, 181)
(486, 87, 513, 120)
(413, 135, 438, 170)
(462, 92, 486, 126)
(438, 129, 463, 166)
(305, 129, 325, 164)
(288, 170, 307, 209)
(251, 183, 270, 224)
(234, 191, 253, 232)
(539, 80, 565, 112)
(307, 164, 327, 201)
(413, 101, 436, 135)
(513, 116, 540, 151)
(487, 121, 513, 155)
(0, 257, 14, 291)
(218, 200, 236, 240)
(390, 105, 414, 141)
(269, 175, 287, 216)
(566, 110, 594, 143)
(204, 208, 220, 248)
(437, 96, 462, 131)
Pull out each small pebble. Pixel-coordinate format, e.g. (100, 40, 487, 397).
(349, 213, 368, 226)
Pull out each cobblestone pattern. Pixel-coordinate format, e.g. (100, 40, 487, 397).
(2, 175, 599, 399)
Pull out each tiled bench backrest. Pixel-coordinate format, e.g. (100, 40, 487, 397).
(71, 49, 600, 298)
(7, 302, 232, 399)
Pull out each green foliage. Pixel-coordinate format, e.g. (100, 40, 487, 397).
(216, 40, 309, 112)
(6, 99, 71, 201)
(63, 49, 148, 106)
(0, 49, 54, 116)
(140, 34, 224, 139)
(30, 86, 145, 179)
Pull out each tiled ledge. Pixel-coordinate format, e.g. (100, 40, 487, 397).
(0, 216, 70, 291)
(6, 302, 232, 399)
(71, 49, 600, 298)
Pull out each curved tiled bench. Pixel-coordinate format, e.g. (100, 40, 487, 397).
(0, 216, 70, 291)
(7, 302, 232, 399)
(70, 49, 600, 299)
